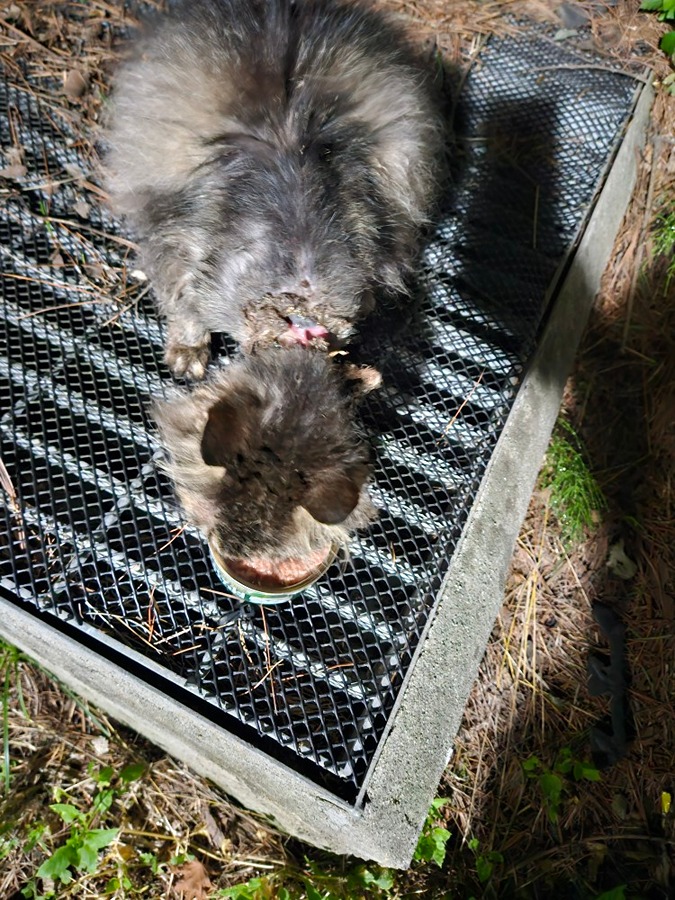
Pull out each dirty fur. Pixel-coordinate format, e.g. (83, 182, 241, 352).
(152, 347, 377, 562)
(106, 0, 443, 378)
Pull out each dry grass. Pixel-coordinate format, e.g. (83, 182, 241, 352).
(1, 0, 675, 897)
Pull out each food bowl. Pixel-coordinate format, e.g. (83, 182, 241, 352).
(208, 541, 338, 605)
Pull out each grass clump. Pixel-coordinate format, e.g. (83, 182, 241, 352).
(652, 203, 675, 290)
(540, 418, 607, 544)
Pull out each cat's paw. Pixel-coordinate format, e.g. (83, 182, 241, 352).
(165, 340, 211, 380)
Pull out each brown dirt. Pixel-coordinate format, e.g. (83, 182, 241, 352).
(1, 0, 674, 897)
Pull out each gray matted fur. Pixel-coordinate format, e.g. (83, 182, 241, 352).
(105, 0, 443, 378)
(152, 347, 377, 562)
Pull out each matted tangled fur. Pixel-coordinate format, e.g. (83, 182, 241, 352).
(106, 0, 444, 378)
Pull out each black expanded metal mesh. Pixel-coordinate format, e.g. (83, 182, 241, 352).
(0, 25, 639, 800)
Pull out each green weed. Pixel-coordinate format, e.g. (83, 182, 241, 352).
(467, 837, 503, 885)
(22, 762, 145, 898)
(523, 748, 601, 824)
(540, 418, 606, 544)
(652, 205, 675, 290)
(640, 0, 675, 54)
(412, 797, 452, 868)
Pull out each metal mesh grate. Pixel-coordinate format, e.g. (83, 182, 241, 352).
(0, 24, 640, 801)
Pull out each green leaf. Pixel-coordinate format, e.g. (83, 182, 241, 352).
(49, 803, 82, 824)
(304, 882, 323, 900)
(640, 0, 664, 9)
(539, 772, 563, 822)
(82, 827, 119, 852)
(104, 874, 132, 894)
(476, 855, 494, 883)
(522, 756, 541, 774)
(414, 826, 451, 867)
(25, 824, 48, 853)
(94, 766, 114, 785)
(573, 760, 602, 782)
(348, 865, 394, 891)
(595, 887, 627, 900)
(93, 787, 115, 814)
(76, 841, 100, 874)
(218, 877, 266, 899)
(138, 850, 159, 874)
(277, 890, 291, 900)
(428, 797, 451, 816)
(36, 844, 77, 882)
(119, 762, 146, 783)
(660, 30, 675, 53)
(169, 852, 195, 866)
(370, 869, 395, 891)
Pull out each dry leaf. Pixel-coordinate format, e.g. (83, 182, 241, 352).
(0, 164, 27, 179)
(173, 859, 212, 900)
(73, 199, 90, 219)
(63, 69, 88, 100)
(4, 146, 24, 166)
(202, 804, 227, 851)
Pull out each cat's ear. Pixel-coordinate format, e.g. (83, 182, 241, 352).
(302, 467, 368, 525)
(201, 393, 259, 467)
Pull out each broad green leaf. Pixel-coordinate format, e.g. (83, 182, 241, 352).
(83, 828, 119, 852)
(138, 850, 159, 874)
(370, 869, 395, 891)
(36, 844, 77, 882)
(25, 824, 47, 853)
(120, 762, 145, 783)
(93, 787, 115, 814)
(219, 877, 265, 899)
(539, 773, 563, 821)
(77, 841, 100, 874)
(95, 766, 114, 785)
(476, 856, 494, 883)
(49, 803, 82, 824)
(573, 761, 601, 782)
(660, 30, 675, 53)
(428, 797, 451, 816)
(414, 826, 451, 867)
(640, 0, 664, 9)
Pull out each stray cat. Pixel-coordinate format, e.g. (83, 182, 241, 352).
(106, 0, 443, 378)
